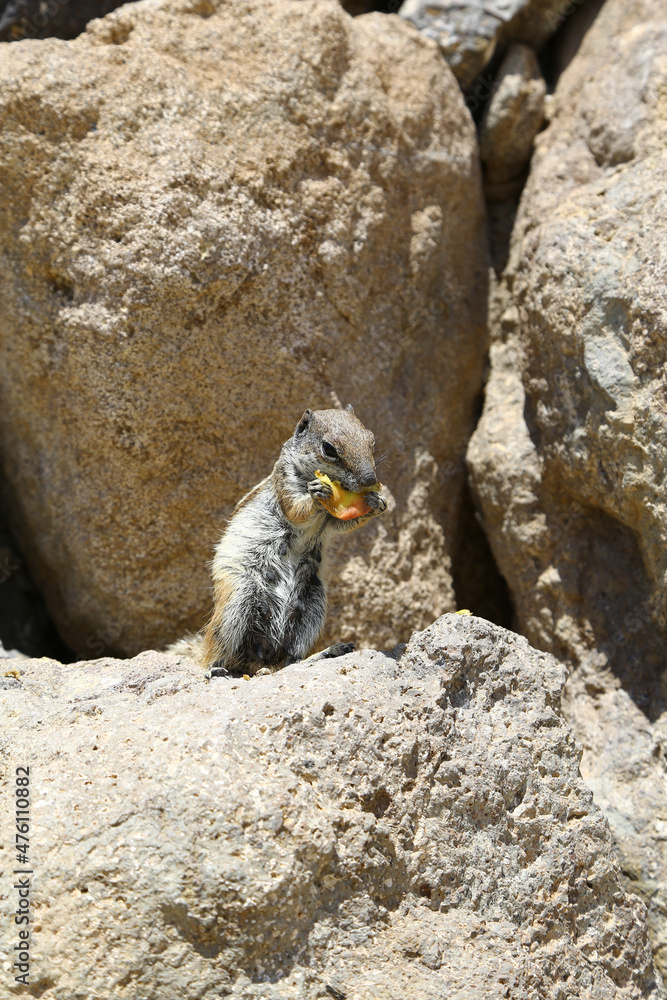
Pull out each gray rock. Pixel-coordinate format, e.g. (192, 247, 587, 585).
(479, 43, 546, 195)
(566, 673, 667, 982)
(0, 641, 26, 659)
(397, 0, 583, 90)
(467, 0, 667, 978)
(0, 614, 661, 998)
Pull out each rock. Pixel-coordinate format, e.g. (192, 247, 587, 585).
(467, 0, 667, 976)
(397, 0, 582, 91)
(540, 0, 607, 82)
(0, 614, 661, 998)
(0, 641, 26, 659)
(0, 0, 126, 42)
(479, 43, 546, 196)
(476, 41, 546, 270)
(0, 0, 488, 657)
(566, 673, 667, 981)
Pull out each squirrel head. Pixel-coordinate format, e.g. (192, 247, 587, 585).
(289, 406, 379, 492)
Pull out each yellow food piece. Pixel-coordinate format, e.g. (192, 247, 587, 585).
(315, 471, 382, 520)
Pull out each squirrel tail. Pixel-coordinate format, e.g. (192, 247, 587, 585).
(165, 631, 205, 665)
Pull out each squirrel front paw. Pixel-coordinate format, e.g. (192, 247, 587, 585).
(365, 491, 388, 513)
(308, 478, 334, 503)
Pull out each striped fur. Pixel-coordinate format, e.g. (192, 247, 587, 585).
(176, 407, 387, 676)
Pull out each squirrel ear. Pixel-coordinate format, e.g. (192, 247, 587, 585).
(345, 404, 355, 414)
(295, 409, 312, 435)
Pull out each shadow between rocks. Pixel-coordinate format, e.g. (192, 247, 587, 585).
(0, 0, 128, 42)
(0, 514, 74, 662)
(554, 502, 667, 723)
(451, 477, 514, 631)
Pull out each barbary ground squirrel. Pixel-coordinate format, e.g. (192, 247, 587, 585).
(173, 406, 387, 677)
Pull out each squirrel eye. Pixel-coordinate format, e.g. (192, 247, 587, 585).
(322, 441, 338, 460)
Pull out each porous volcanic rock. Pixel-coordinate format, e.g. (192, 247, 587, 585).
(398, 0, 580, 90)
(467, 0, 667, 976)
(0, 614, 661, 998)
(0, 0, 488, 657)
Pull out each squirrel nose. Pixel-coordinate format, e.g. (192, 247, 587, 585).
(358, 465, 377, 489)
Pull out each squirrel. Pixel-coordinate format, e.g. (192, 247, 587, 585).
(174, 405, 387, 677)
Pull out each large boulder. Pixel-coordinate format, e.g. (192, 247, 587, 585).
(467, 0, 667, 976)
(0, 614, 661, 998)
(0, 0, 488, 657)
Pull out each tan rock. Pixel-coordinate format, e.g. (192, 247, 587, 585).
(467, 0, 667, 977)
(0, 0, 488, 657)
(0, 614, 661, 998)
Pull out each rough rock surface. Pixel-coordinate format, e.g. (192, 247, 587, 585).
(467, 0, 667, 977)
(0, 0, 488, 657)
(397, 0, 579, 90)
(479, 42, 546, 196)
(0, 614, 662, 998)
(570, 674, 667, 983)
